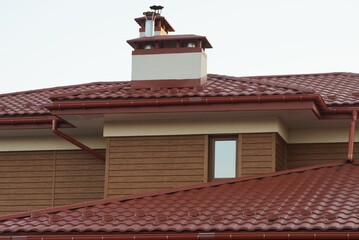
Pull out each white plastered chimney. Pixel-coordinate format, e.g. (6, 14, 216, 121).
(127, 6, 212, 89)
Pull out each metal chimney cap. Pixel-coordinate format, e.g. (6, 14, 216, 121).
(148, 5, 164, 15)
(150, 5, 164, 11)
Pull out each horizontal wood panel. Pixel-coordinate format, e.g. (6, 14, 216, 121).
(0, 149, 105, 215)
(55, 170, 105, 177)
(0, 151, 54, 215)
(107, 135, 205, 198)
(108, 181, 199, 189)
(54, 187, 104, 194)
(55, 176, 105, 182)
(109, 151, 204, 158)
(241, 156, 273, 162)
(275, 134, 287, 171)
(0, 205, 49, 213)
(287, 143, 359, 168)
(54, 198, 103, 206)
(242, 168, 273, 174)
(109, 175, 204, 183)
(107, 188, 168, 196)
(109, 169, 204, 177)
(109, 157, 204, 165)
(55, 181, 105, 188)
(109, 163, 203, 171)
(240, 133, 275, 177)
(54, 193, 104, 200)
(242, 161, 272, 168)
(55, 164, 105, 171)
(0, 165, 53, 172)
(0, 177, 52, 183)
(241, 136, 273, 144)
(242, 149, 273, 156)
(242, 143, 272, 150)
(0, 194, 52, 200)
(110, 145, 204, 153)
(54, 150, 105, 205)
(0, 199, 52, 206)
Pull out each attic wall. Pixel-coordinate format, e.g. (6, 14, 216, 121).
(105, 135, 207, 198)
(287, 143, 359, 168)
(0, 150, 105, 215)
(275, 133, 288, 171)
(237, 133, 276, 177)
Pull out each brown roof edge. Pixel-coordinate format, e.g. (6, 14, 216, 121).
(2, 232, 359, 239)
(0, 116, 73, 129)
(45, 94, 330, 113)
(0, 160, 347, 222)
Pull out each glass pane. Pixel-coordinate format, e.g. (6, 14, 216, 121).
(214, 140, 236, 178)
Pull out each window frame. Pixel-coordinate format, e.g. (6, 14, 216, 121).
(208, 135, 239, 181)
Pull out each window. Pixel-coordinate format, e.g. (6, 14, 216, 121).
(209, 136, 238, 180)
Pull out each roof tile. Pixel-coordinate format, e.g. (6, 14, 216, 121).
(1, 161, 359, 234)
(1, 72, 359, 117)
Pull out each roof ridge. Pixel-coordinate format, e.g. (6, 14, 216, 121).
(0, 160, 347, 222)
(212, 72, 357, 79)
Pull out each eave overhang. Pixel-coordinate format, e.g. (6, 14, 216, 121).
(46, 94, 328, 117)
(0, 116, 72, 130)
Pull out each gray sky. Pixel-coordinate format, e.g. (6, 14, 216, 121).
(1, 0, 359, 94)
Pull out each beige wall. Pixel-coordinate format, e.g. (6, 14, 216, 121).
(104, 116, 288, 139)
(288, 128, 359, 143)
(0, 135, 106, 152)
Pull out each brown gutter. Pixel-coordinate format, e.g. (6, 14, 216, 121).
(52, 119, 105, 161)
(0, 116, 73, 130)
(47, 94, 330, 112)
(4, 232, 359, 240)
(0, 116, 55, 125)
(348, 110, 358, 161)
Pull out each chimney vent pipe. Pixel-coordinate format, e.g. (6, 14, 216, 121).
(144, 17, 154, 37)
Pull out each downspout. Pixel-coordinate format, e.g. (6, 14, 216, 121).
(52, 119, 105, 161)
(348, 110, 358, 161)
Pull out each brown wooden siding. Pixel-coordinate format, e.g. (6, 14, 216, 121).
(287, 143, 359, 168)
(275, 134, 287, 171)
(240, 133, 275, 176)
(0, 150, 105, 215)
(106, 135, 206, 198)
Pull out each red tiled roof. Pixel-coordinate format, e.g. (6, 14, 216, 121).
(262, 72, 359, 106)
(49, 74, 307, 100)
(0, 72, 358, 117)
(0, 82, 127, 116)
(1, 160, 358, 234)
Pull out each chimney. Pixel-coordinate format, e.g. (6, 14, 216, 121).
(128, 6, 212, 89)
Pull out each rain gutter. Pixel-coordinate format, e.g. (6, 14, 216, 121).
(47, 94, 359, 116)
(0, 116, 73, 129)
(4, 232, 359, 240)
(51, 119, 105, 161)
(47, 94, 329, 113)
